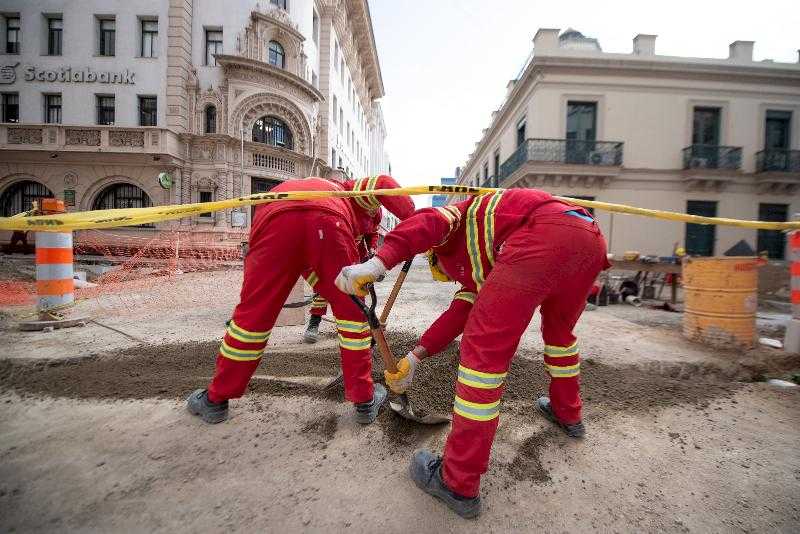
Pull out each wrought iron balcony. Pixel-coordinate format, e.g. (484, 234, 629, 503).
(481, 176, 498, 188)
(682, 144, 742, 170)
(498, 138, 623, 180)
(756, 149, 800, 173)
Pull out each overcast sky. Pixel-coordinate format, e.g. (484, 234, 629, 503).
(368, 0, 799, 206)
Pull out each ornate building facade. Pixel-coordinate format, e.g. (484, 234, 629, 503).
(455, 29, 800, 259)
(0, 0, 386, 242)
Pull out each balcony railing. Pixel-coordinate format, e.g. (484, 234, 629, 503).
(498, 138, 623, 180)
(481, 175, 498, 188)
(756, 149, 800, 173)
(682, 144, 742, 170)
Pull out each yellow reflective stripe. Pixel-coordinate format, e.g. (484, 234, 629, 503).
(454, 291, 476, 304)
(338, 334, 372, 350)
(466, 196, 484, 289)
(312, 297, 327, 306)
(544, 342, 579, 357)
(483, 191, 503, 267)
(453, 395, 500, 421)
(434, 206, 457, 225)
(227, 320, 271, 343)
(352, 176, 379, 211)
(545, 362, 580, 377)
(458, 364, 507, 380)
(336, 319, 370, 333)
(305, 272, 319, 287)
(219, 340, 264, 361)
(365, 176, 380, 208)
(352, 178, 373, 211)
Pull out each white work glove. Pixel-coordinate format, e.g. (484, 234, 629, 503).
(335, 257, 386, 297)
(384, 353, 420, 394)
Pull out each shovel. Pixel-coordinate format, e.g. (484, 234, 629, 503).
(350, 285, 450, 425)
(323, 259, 413, 391)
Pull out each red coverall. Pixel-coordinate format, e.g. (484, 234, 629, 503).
(207, 176, 414, 405)
(308, 213, 381, 318)
(375, 189, 609, 498)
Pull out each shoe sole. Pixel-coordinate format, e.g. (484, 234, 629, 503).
(187, 402, 228, 424)
(410, 470, 480, 519)
(536, 403, 584, 439)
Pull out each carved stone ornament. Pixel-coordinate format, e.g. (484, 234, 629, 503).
(63, 172, 78, 186)
(66, 129, 101, 146)
(192, 143, 217, 161)
(7, 128, 43, 145)
(109, 130, 145, 147)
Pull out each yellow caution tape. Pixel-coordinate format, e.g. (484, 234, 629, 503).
(0, 185, 797, 232)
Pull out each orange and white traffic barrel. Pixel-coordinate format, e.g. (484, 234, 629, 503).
(785, 230, 800, 354)
(34, 199, 74, 316)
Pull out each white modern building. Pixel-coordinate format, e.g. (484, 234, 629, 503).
(0, 0, 388, 242)
(456, 29, 800, 260)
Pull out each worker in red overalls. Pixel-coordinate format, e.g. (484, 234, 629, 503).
(303, 209, 381, 343)
(336, 188, 608, 518)
(188, 175, 414, 425)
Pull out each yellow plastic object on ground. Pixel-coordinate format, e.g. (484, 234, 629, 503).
(682, 256, 762, 349)
(1, 185, 799, 232)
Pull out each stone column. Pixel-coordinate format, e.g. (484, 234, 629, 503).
(166, 0, 193, 133)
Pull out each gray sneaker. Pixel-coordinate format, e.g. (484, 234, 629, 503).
(536, 396, 585, 438)
(409, 449, 481, 519)
(187, 389, 229, 424)
(303, 315, 322, 344)
(354, 383, 387, 424)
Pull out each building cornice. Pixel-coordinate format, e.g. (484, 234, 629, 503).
(215, 55, 324, 103)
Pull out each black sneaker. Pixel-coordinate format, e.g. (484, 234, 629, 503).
(186, 389, 229, 424)
(354, 383, 387, 424)
(536, 396, 585, 438)
(409, 449, 481, 519)
(303, 315, 322, 344)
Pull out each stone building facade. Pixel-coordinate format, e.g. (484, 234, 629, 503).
(0, 0, 386, 243)
(455, 29, 800, 259)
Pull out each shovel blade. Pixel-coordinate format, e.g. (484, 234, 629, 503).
(388, 394, 451, 425)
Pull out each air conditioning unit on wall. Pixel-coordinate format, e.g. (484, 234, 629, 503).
(588, 151, 608, 165)
(689, 157, 708, 169)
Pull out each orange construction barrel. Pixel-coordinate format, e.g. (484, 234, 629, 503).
(682, 256, 761, 349)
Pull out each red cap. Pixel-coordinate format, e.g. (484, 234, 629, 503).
(346, 175, 415, 221)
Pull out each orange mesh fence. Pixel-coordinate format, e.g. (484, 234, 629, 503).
(0, 228, 247, 316)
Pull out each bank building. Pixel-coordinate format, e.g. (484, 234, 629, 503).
(0, 0, 390, 242)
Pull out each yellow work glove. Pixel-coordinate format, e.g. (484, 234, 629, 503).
(335, 257, 387, 297)
(384, 353, 420, 394)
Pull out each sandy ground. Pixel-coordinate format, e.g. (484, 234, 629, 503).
(1, 260, 800, 533)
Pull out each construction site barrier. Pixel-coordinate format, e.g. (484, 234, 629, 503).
(784, 231, 800, 354)
(1, 185, 799, 232)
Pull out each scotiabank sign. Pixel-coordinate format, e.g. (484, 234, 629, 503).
(0, 63, 135, 85)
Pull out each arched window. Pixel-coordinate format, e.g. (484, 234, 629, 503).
(205, 105, 217, 134)
(270, 0, 288, 10)
(268, 40, 285, 69)
(252, 116, 293, 149)
(93, 183, 152, 210)
(0, 180, 54, 216)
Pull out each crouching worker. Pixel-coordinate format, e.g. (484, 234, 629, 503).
(187, 176, 414, 425)
(336, 188, 608, 517)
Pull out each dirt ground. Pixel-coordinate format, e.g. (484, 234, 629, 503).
(1, 260, 799, 533)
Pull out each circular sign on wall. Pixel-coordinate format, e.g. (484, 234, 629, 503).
(158, 172, 173, 189)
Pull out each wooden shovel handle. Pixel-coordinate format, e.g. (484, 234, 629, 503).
(379, 259, 413, 325)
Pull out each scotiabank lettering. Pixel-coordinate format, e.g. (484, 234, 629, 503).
(24, 66, 135, 84)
